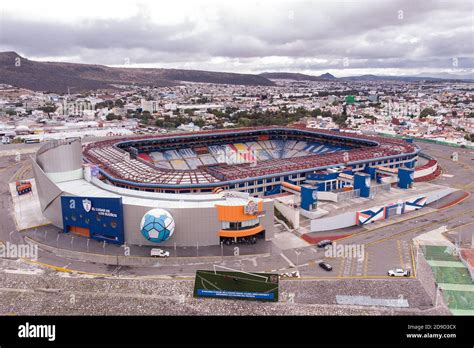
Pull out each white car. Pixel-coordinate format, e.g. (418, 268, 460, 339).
(280, 270, 300, 279)
(150, 248, 170, 258)
(388, 268, 411, 277)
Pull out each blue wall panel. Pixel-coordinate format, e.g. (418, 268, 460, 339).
(61, 196, 125, 245)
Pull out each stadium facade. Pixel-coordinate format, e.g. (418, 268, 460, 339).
(31, 126, 419, 247)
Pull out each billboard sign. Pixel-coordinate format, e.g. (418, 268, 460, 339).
(194, 270, 279, 302)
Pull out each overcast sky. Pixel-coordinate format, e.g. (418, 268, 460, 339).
(0, 0, 472, 77)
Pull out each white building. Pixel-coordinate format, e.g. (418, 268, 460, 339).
(141, 99, 160, 113)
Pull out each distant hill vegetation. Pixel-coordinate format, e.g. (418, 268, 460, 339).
(260, 72, 336, 81)
(0, 52, 275, 93)
(261, 71, 473, 83)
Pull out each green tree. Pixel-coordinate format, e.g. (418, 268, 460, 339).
(39, 105, 56, 113)
(420, 107, 436, 118)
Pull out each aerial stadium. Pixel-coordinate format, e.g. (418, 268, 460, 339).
(82, 126, 419, 194)
(31, 125, 426, 248)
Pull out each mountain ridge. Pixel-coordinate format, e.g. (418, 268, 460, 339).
(0, 52, 275, 93)
(1, 52, 472, 93)
(260, 71, 473, 82)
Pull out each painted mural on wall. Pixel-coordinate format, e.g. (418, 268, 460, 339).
(356, 195, 427, 225)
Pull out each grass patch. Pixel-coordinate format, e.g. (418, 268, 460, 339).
(422, 245, 460, 262)
(444, 290, 474, 310)
(431, 266, 472, 285)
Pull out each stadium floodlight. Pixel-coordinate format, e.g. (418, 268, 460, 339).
(213, 264, 269, 282)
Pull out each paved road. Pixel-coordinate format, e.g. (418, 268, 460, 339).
(0, 141, 472, 279)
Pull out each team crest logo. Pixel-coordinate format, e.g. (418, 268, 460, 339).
(244, 200, 258, 215)
(312, 191, 318, 200)
(82, 199, 92, 212)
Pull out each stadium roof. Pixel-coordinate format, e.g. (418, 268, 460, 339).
(83, 126, 418, 189)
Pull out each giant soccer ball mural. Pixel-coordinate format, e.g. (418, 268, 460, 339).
(140, 208, 175, 243)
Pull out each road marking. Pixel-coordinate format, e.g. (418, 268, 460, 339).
(396, 240, 405, 269)
(279, 252, 295, 268)
(250, 257, 258, 267)
(449, 220, 474, 231)
(21, 258, 110, 277)
(364, 251, 369, 276)
(338, 257, 345, 277)
(282, 275, 416, 280)
(366, 207, 474, 247)
(410, 243, 417, 277)
(111, 266, 122, 275)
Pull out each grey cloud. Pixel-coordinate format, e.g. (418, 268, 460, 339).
(0, 0, 472, 74)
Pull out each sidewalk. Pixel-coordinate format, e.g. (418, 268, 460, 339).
(22, 224, 273, 265)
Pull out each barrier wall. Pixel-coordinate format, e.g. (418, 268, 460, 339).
(274, 200, 300, 229)
(309, 187, 457, 233)
(310, 211, 356, 232)
(414, 160, 438, 178)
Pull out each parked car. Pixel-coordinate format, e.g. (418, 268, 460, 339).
(317, 239, 333, 248)
(387, 268, 410, 277)
(150, 248, 170, 258)
(319, 261, 333, 271)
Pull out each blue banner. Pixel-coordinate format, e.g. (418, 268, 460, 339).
(196, 289, 275, 300)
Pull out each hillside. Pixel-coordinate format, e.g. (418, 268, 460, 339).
(0, 52, 275, 93)
(260, 72, 336, 81)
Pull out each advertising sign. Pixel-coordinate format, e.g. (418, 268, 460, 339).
(194, 270, 279, 302)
